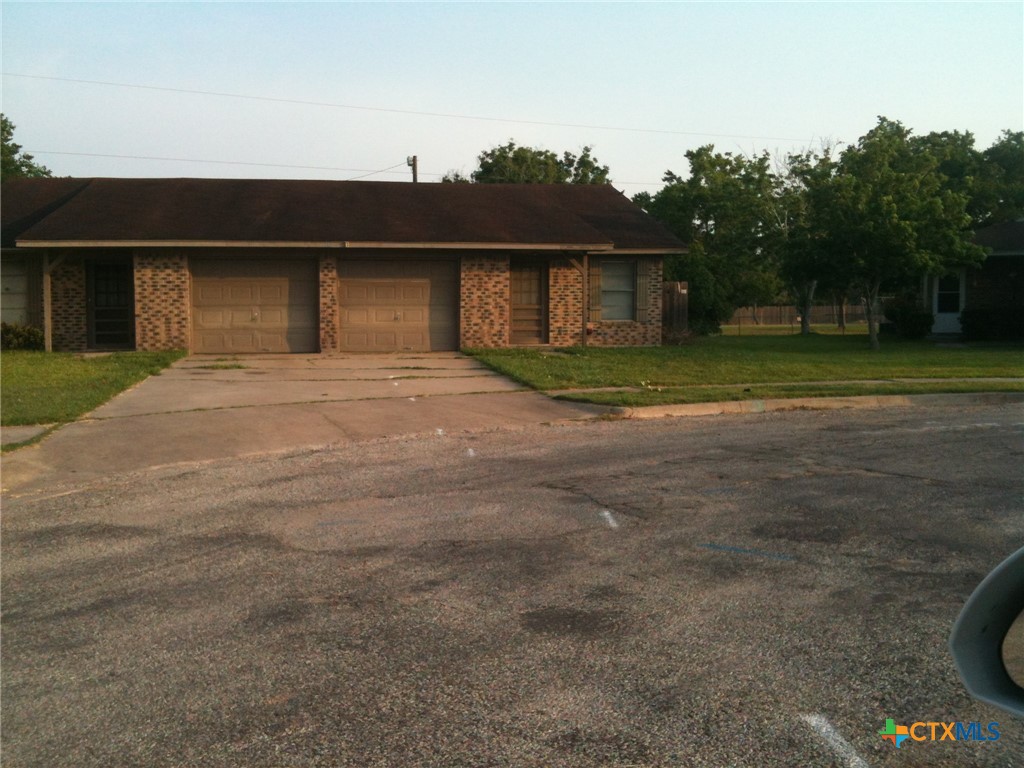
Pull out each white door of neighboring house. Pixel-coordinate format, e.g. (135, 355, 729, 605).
(931, 271, 965, 334)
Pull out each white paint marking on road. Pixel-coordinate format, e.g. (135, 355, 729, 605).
(600, 510, 620, 529)
(800, 714, 870, 768)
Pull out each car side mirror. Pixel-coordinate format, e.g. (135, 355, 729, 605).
(949, 546, 1024, 717)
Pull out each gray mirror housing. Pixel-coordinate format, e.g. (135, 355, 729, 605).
(950, 546, 1024, 717)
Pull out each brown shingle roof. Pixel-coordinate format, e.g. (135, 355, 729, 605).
(2, 178, 685, 251)
(0, 177, 92, 248)
(974, 219, 1024, 255)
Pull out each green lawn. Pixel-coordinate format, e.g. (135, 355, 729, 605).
(468, 335, 1024, 405)
(1, 350, 186, 426)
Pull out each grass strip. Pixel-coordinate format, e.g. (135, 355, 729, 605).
(1, 350, 186, 426)
(469, 335, 1024, 391)
(553, 380, 1024, 408)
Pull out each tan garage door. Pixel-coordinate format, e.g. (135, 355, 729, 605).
(191, 257, 318, 353)
(338, 260, 458, 352)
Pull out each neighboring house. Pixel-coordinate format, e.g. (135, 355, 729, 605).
(0, 178, 685, 353)
(923, 219, 1024, 336)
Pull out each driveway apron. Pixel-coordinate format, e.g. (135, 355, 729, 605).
(1, 353, 602, 493)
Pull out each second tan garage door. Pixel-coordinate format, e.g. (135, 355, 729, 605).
(191, 257, 318, 353)
(338, 260, 458, 352)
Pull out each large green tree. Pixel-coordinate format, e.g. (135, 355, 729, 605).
(977, 130, 1024, 225)
(776, 148, 849, 335)
(829, 117, 985, 349)
(1, 114, 51, 179)
(641, 146, 784, 331)
(912, 129, 1024, 227)
(443, 140, 611, 184)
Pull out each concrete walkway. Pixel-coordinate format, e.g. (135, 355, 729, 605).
(0, 354, 606, 493)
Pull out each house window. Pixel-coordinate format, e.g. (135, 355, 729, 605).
(600, 260, 635, 320)
(936, 274, 961, 313)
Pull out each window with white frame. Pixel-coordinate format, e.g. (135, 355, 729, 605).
(600, 260, 635, 320)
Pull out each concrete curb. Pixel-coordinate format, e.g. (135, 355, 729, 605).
(617, 391, 1024, 420)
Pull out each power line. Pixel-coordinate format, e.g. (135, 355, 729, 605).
(344, 161, 409, 181)
(27, 149, 665, 186)
(4, 72, 812, 143)
(26, 149, 414, 179)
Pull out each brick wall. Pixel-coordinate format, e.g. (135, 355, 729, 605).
(588, 257, 662, 346)
(50, 257, 87, 351)
(967, 257, 1024, 310)
(134, 251, 190, 350)
(548, 258, 584, 345)
(460, 254, 509, 347)
(319, 254, 340, 353)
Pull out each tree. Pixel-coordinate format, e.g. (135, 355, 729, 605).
(777, 149, 843, 335)
(829, 117, 985, 349)
(911, 129, 1024, 227)
(1, 114, 51, 179)
(458, 140, 611, 184)
(641, 146, 784, 332)
(978, 130, 1024, 225)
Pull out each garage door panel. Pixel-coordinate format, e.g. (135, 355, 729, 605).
(259, 309, 285, 325)
(337, 260, 458, 352)
(256, 285, 285, 302)
(191, 258, 318, 354)
(372, 285, 398, 301)
(342, 285, 369, 301)
(401, 285, 428, 301)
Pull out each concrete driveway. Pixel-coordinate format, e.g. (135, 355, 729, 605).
(1, 353, 602, 493)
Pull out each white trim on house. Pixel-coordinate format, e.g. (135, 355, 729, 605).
(930, 270, 966, 334)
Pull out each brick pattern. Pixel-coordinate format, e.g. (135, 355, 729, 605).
(548, 259, 584, 345)
(319, 255, 340, 352)
(50, 257, 88, 351)
(134, 251, 190, 350)
(460, 254, 510, 347)
(588, 257, 663, 347)
(967, 258, 1024, 310)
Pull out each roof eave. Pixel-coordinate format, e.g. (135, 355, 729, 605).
(15, 239, 616, 251)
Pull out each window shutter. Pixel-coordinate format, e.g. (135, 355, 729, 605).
(635, 259, 650, 322)
(588, 260, 602, 322)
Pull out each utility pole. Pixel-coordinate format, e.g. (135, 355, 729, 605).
(407, 155, 418, 183)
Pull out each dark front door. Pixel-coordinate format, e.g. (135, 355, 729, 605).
(510, 261, 548, 344)
(88, 260, 135, 349)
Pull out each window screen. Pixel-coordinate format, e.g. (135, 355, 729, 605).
(600, 261, 635, 320)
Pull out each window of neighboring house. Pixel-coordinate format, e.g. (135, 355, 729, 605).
(936, 274, 962, 313)
(600, 260, 635, 320)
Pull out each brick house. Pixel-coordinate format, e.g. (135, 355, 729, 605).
(923, 219, 1024, 336)
(1, 178, 684, 353)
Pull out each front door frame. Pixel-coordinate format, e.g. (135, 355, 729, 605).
(86, 256, 136, 349)
(509, 258, 549, 345)
(931, 269, 965, 334)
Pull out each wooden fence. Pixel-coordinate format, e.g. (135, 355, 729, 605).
(662, 281, 689, 337)
(726, 304, 868, 326)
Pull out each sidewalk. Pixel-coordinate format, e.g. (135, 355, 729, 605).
(614, 391, 1024, 419)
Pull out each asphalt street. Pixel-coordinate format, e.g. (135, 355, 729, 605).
(2, 403, 1023, 767)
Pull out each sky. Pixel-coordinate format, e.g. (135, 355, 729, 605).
(1, 1, 1021, 197)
